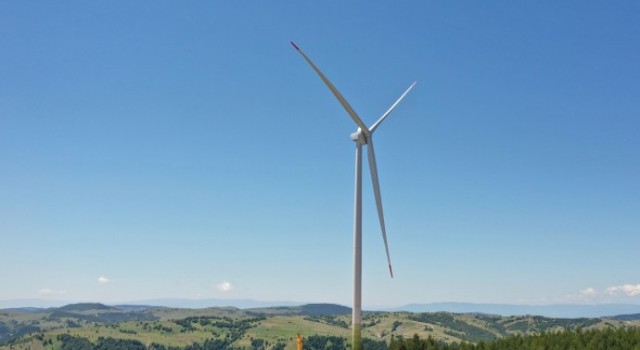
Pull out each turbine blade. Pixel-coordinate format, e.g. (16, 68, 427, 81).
(366, 137, 393, 278)
(291, 41, 369, 134)
(369, 81, 417, 133)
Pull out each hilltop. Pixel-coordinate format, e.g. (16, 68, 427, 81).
(246, 303, 351, 316)
(57, 303, 118, 312)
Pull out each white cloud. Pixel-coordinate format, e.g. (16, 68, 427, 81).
(557, 287, 601, 303)
(216, 281, 233, 293)
(560, 284, 640, 303)
(39, 288, 55, 296)
(97, 276, 110, 284)
(579, 287, 599, 298)
(38, 288, 67, 296)
(605, 284, 640, 297)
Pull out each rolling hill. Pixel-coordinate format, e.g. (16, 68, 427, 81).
(1, 303, 639, 350)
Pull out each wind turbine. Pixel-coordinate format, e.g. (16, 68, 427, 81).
(291, 41, 416, 350)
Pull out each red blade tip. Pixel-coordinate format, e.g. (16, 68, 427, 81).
(290, 41, 300, 50)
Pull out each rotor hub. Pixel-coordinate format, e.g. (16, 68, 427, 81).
(351, 129, 367, 145)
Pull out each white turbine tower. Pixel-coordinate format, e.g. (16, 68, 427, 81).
(291, 42, 415, 350)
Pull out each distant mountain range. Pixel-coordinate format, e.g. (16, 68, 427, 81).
(3, 299, 640, 318)
(609, 313, 640, 321)
(393, 302, 640, 318)
(3, 302, 352, 317)
(0, 298, 298, 310)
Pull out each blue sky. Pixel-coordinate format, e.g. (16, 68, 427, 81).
(1, 2, 639, 308)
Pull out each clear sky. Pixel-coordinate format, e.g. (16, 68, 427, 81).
(1, 1, 639, 308)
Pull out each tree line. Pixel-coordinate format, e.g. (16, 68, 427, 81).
(55, 327, 640, 350)
(388, 328, 640, 350)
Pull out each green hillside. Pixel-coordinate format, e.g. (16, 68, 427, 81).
(57, 303, 117, 312)
(1, 304, 639, 350)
